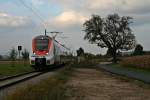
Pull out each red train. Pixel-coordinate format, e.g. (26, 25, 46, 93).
(29, 35, 69, 70)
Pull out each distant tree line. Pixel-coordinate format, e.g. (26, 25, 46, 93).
(9, 47, 29, 60)
(76, 47, 103, 59)
(0, 47, 29, 66)
(9, 47, 29, 66)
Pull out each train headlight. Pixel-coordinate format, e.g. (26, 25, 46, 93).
(46, 53, 49, 55)
(33, 52, 36, 55)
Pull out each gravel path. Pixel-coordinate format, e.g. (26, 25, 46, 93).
(67, 68, 150, 100)
(98, 64, 150, 83)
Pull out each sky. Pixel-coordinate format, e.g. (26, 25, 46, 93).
(0, 0, 150, 55)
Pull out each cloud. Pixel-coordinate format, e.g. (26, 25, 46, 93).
(86, 0, 150, 14)
(1, 0, 150, 55)
(31, 0, 45, 6)
(0, 12, 31, 27)
(49, 10, 88, 28)
(57, 0, 150, 26)
(118, 0, 150, 14)
(132, 14, 150, 26)
(54, 0, 150, 15)
(87, 0, 116, 10)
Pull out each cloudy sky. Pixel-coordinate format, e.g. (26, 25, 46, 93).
(0, 0, 150, 55)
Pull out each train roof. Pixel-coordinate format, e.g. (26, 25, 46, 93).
(33, 35, 70, 51)
(33, 35, 52, 40)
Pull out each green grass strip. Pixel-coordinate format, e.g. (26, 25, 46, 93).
(0, 63, 33, 78)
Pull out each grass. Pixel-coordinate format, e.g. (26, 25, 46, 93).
(71, 59, 98, 69)
(5, 59, 150, 100)
(5, 64, 73, 100)
(0, 61, 33, 78)
(5, 61, 96, 100)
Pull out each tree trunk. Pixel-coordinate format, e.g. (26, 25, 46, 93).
(112, 49, 117, 63)
(24, 60, 25, 66)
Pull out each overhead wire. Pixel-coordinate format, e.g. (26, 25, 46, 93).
(18, 0, 71, 52)
(19, 0, 47, 28)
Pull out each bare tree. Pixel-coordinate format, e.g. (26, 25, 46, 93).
(22, 49, 29, 66)
(83, 14, 136, 62)
(9, 47, 18, 66)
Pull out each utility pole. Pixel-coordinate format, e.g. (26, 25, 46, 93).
(45, 29, 47, 36)
(44, 29, 62, 39)
(18, 46, 22, 60)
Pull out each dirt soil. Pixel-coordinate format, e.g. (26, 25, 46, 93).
(67, 68, 150, 100)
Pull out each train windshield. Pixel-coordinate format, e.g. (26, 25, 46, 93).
(35, 39, 48, 50)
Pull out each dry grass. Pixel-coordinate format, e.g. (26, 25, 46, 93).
(5, 66, 73, 100)
(6, 78, 66, 100)
(121, 55, 150, 69)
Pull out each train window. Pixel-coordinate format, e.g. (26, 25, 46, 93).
(35, 39, 48, 50)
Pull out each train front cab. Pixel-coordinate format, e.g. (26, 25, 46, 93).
(30, 55, 55, 70)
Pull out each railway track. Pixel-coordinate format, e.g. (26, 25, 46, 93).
(0, 64, 66, 90)
(0, 71, 35, 81)
(0, 71, 45, 89)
